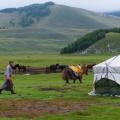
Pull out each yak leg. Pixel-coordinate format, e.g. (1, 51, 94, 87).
(78, 76, 82, 83)
(73, 79, 76, 84)
(79, 79, 82, 83)
(66, 79, 69, 84)
(64, 79, 69, 86)
(66, 79, 69, 83)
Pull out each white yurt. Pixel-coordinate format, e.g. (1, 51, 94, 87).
(91, 55, 120, 96)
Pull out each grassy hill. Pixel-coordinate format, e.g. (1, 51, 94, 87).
(1, 2, 120, 28)
(0, 28, 92, 54)
(60, 28, 120, 54)
(1, 2, 120, 54)
(85, 32, 120, 54)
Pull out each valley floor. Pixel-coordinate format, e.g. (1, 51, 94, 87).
(0, 54, 119, 120)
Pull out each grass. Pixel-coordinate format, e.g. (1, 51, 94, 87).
(86, 32, 120, 54)
(0, 28, 92, 54)
(2, 3, 120, 54)
(0, 54, 119, 120)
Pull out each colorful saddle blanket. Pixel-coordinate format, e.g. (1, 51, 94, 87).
(69, 65, 82, 76)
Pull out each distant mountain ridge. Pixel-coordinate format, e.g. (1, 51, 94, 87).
(0, 2, 54, 14)
(106, 11, 120, 17)
(0, 2, 54, 27)
(0, 2, 120, 28)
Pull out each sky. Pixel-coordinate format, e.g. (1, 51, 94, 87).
(0, 0, 120, 12)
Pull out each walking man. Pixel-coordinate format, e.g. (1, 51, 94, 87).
(0, 61, 16, 94)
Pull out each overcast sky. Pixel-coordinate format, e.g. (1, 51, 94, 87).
(0, 0, 120, 12)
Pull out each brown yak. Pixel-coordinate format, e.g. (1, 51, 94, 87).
(62, 64, 88, 85)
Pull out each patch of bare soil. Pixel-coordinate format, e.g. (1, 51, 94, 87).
(0, 100, 88, 118)
(40, 87, 69, 92)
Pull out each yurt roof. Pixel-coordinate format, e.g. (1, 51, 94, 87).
(94, 55, 120, 68)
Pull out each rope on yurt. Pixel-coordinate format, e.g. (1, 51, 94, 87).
(104, 55, 119, 79)
(104, 55, 119, 90)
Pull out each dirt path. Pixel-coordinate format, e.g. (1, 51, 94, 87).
(0, 100, 88, 118)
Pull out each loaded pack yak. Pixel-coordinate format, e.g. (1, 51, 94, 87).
(62, 64, 88, 85)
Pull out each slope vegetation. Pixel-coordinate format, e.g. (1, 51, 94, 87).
(60, 28, 120, 54)
(86, 32, 120, 54)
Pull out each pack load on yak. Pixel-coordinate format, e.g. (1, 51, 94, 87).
(69, 65, 82, 77)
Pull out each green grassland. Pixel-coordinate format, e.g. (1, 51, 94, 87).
(1, 3, 120, 54)
(86, 32, 120, 54)
(1, 3, 120, 119)
(0, 28, 92, 54)
(0, 54, 120, 120)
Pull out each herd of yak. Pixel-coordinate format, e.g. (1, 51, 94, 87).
(11, 63, 96, 84)
(12, 64, 69, 73)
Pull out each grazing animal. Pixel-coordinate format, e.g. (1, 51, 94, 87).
(87, 64, 96, 71)
(12, 64, 20, 73)
(58, 65, 68, 71)
(46, 64, 68, 73)
(62, 64, 88, 85)
(12, 64, 27, 73)
(18, 65, 27, 72)
(49, 64, 59, 73)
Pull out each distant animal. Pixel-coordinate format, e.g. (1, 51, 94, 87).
(12, 64, 20, 73)
(62, 64, 88, 85)
(18, 65, 27, 72)
(58, 64, 68, 71)
(87, 64, 96, 71)
(12, 64, 27, 73)
(49, 64, 59, 73)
